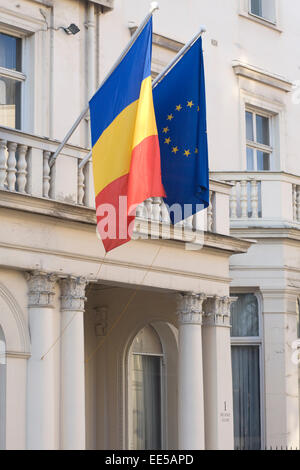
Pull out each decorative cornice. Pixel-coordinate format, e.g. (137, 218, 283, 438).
(203, 296, 237, 328)
(26, 271, 56, 308)
(177, 293, 207, 325)
(129, 26, 184, 53)
(232, 61, 292, 92)
(60, 277, 88, 312)
(90, 0, 114, 11)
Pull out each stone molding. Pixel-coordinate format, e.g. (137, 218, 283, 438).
(232, 61, 292, 92)
(26, 271, 56, 308)
(177, 293, 207, 325)
(203, 296, 237, 328)
(60, 277, 88, 312)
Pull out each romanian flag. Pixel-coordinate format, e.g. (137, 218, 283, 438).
(89, 18, 165, 252)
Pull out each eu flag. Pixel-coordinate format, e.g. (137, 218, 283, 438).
(153, 36, 209, 224)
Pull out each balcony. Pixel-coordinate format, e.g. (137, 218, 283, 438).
(212, 171, 300, 232)
(0, 127, 232, 243)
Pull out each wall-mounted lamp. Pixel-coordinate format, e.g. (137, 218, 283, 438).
(63, 23, 80, 35)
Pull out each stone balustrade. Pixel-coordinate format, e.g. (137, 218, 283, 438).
(0, 127, 232, 236)
(212, 171, 300, 228)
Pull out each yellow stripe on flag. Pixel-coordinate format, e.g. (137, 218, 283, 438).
(132, 76, 158, 148)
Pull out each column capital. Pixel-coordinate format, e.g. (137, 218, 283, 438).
(203, 296, 236, 328)
(60, 277, 88, 312)
(26, 271, 57, 308)
(177, 292, 207, 325)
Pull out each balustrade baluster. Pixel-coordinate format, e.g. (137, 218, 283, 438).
(7, 142, 17, 191)
(240, 179, 248, 219)
(136, 202, 145, 219)
(77, 164, 85, 205)
(293, 184, 297, 221)
(145, 198, 153, 220)
(152, 197, 162, 222)
(250, 179, 259, 219)
(230, 181, 238, 219)
(0, 140, 7, 190)
(296, 185, 300, 222)
(207, 190, 214, 231)
(16, 144, 28, 194)
(43, 151, 51, 198)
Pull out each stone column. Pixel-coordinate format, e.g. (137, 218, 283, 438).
(177, 293, 206, 450)
(26, 272, 59, 450)
(60, 277, 87, 450)
(261, 289, 300, 449)
(202, 296, 235, 450)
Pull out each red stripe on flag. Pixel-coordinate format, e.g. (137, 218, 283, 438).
(128, 134, 166, 213)
(95, 174, 134, 253)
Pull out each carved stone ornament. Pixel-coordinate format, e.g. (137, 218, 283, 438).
(203, 296, 236, 328)
(60, 277, 88, 312)
(177, 293, 207, 325)
(26, 271, 57, 308)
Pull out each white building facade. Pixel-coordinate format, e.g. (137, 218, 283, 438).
(0, 0, 299, 450)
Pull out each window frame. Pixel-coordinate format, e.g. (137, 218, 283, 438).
(230, 292, 265, 450)
(0, 30, 26, 130)
(127, 328, 166, 451)
(245, 107, 274, 172)
(248, 0, 277, 25)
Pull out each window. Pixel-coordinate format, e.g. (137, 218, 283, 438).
(128, 325, 163, 450)
(0, 326, 6, 450)
(230, 294, 263, 450)
(246, 110, 273, 171)
(0, 32, 24, 129)
(249, 0, 276, 23)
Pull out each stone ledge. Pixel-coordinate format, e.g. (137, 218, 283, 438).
(232, 61, 292, 92)
(0, 190, 252, 256)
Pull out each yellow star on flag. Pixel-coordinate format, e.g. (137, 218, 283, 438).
(167, 114, 174, 121)
(172, 146, 179, 154)
(197, 106, 200, 112)
(162, 127, 169, 134)
(187, 101, 194, 108)
(176, 104, 182, 111)
(165, 137, 171, 144)
(195, 148, 198, 154)
(184, 149, 191, 157)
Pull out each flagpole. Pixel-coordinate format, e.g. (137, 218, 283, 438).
(152, 25, 206, 89)
(49, 2, 160, 168)
(78, 25, 206, 171)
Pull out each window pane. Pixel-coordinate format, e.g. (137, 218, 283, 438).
(0, 33, 21, 71)
(257, 151, 270, 171)
(0, 77, 21, 129)
(231, 294, 259, 337)
(246, 147, 254, 171)
(232, 346, 261, 450)
(256, 114, 270, 145)
(246, 112, 254, 141)
(250, 0, 262, 16)
(132, 355, 162, 450)
(261, 0, 276, 22)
